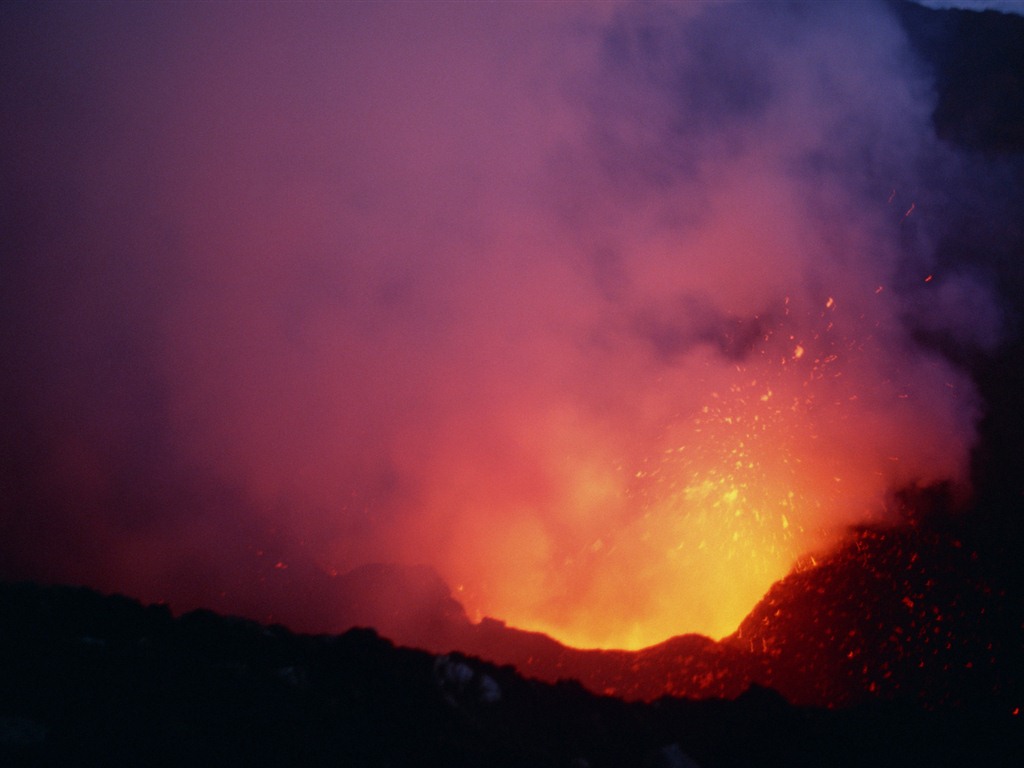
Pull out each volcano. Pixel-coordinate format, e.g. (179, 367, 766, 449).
(3, 1, 1024, 764)
(1, 523, 1021, 767)
(223, 507, 1019, 712)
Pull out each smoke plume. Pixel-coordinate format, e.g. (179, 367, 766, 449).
(0, 2, 1005, 647)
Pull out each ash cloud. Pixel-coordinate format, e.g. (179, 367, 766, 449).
(0, 2, 1011, 647)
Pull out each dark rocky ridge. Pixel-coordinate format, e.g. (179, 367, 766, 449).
(893, 0, 1024, 152)
(1, 580, 1020, 768)
(232, 513, 1021, 710)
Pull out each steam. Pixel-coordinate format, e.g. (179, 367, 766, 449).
(0, 2, 1002, 647)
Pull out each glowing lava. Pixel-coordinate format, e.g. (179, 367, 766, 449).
(436, 289, 973, 651)
(560, 297, 852, 648)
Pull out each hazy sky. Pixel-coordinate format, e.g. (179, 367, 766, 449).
(0, 1, 1008, 648)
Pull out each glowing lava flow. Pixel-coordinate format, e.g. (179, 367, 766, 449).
(472, 292, 912, 651)
(426, 284, 973, 652)
(606, 296, 855, 646)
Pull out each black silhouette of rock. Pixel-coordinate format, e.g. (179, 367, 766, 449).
(1, 580, 1021, 767)
(319, 516, 1019, 712)
(893, 0, 1024, 152)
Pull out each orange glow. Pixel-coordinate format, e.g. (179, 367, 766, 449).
(450, 373, 839, 649)
(364, 266, 979, 652)
(412, 290, 969, 651)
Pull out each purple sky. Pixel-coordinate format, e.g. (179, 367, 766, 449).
(0, 1, 1006, 648)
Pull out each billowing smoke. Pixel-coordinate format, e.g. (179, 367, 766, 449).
(0, 2, 1006, 648)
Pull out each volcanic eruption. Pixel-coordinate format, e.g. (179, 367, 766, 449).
(1, 0, 1021, 701)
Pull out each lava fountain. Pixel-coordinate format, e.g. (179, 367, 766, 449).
(414, 275, 979, 651)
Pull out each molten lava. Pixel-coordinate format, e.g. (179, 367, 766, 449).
(436, 289, 973, 651)
(560, 297, 850, 648)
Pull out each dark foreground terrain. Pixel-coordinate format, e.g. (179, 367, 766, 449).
(0, 581, 1020, 768)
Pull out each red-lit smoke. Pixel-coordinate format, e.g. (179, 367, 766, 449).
(0, 2, 1001, 649)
